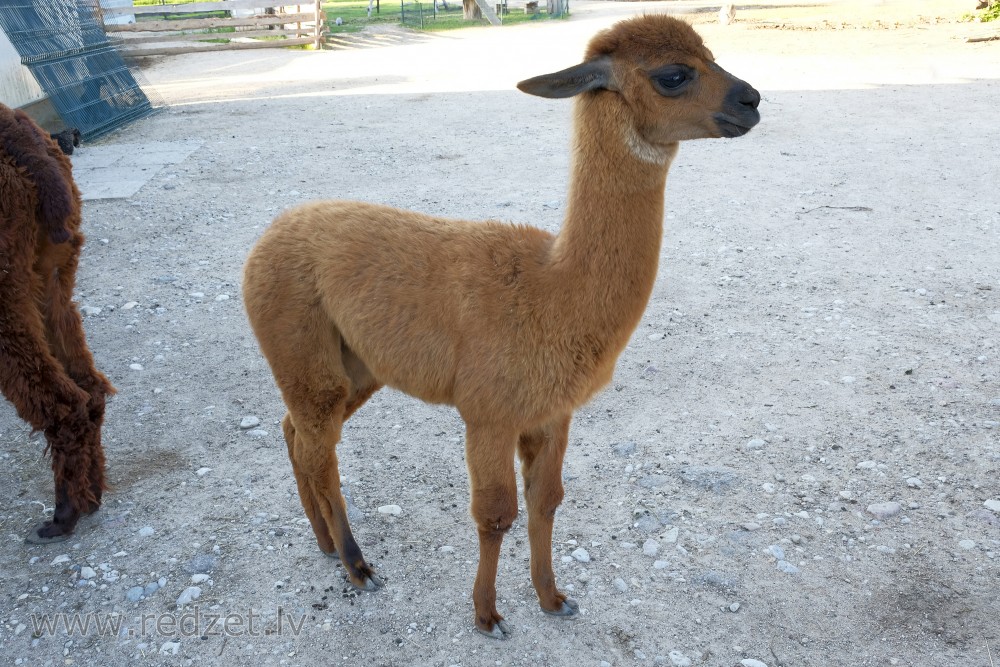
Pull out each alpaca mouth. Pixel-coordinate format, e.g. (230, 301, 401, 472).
(714, 112, 758, 138)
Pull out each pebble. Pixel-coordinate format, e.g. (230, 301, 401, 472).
(958, 539, 976, 550)
(776, 560, 799, 574)
(648, 333, 664, 341)
(143, 582, 160, 596)
(741, 660, 769, 667)
(635, 514, 661, 533)
(239, 415, 260, 429)
(571, 547, 590, 563)
(176, 586, 202, 606)
(729, 602, 741, 612)
(158, 577, 168, 588)
(761, 483, 776, 493)
(160, 641, 181, 655)
(125, 586, 145, 602)
(189, 292, 204, 298)
(661, 526, 679, 543)
(196, 467, 212, 477)
(906, 477, 923, 488)
(184, 555, 216, 574)
(668, 650, 692, 667)
(129, 363, 144, 371)
(377, 504, 402, 516)
(984, 499, 1000, 513)
(122, 301, 138, 310)
(439, 546, 455, 554)
(246, 428, 268, 437)
(215, 294, 230, 302)
(191, 574, 210, 584)
(745, 438, 766, 451)
(767, 545, 785, 560)
(80, 566, 96, 580)
(857, 460, 877, 469)
(138, 526, 154, 537)
(866, 502, 902, 520)
(51, 554, 70, 565)
(643, 539, 659, 557)
(613, 577, 628, 593)
(653, 560, 668, 569)
(612, 441, 637, 457)
(80, 306, 102, 317)
(742, 522, 761, 531)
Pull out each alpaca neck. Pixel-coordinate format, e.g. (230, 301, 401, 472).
(550, 92, 676, 343)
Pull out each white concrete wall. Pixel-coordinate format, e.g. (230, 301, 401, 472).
(0, 29, 44, 108)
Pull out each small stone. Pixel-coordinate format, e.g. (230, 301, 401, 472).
(648, 333, 664, 341)
(729, 602, 741, 612)
(668, 650, 692, 667)
(612, 441, 637, 457)
(125, 586, 144, 602)
(776, 560, 799, 574)
(239, 416, 260, 429)
(867, 502, 902, 520)
(906, 477, 923, 488)
(761, 483, 776, 493)
(653, 560, 669, 569)
(143, 582, 160, 596)
(742, 522, 761, 531)
(138, 526, 154, 537)
(439, 546, 455, 554)
(80, 566, 96, 580)
(80, 306, 102, 316)
(613, 577, 628, 593)
(857, 460, 877, 469)
(158, 577, 168, 588)
(184, 555, 216, 574)
(958, 539, 976, 550)
(196, 467, 212, 477)
(571, 547, 590, 563)
(215, 294, 230, 302)
(741, 660, 769, 667)
(159, 641, 181, 655)
(841, 376, 856, 384)
(984, 499, 1000, 513)
(189, 292, 205, 298)
(176, 586, 202, 606)
(661, 526, 679, 543)
(51, 554, 70, 565)
(643, 539, 660, 557)
(129, 363, 144, 371)
(122, 301, 138, 310)
(746, 438, 766, 451)
(246, 429, 268, 437)
(377, 504, 402, 516)
(191, 574, 210, 584)
(767, 545, 785, 560)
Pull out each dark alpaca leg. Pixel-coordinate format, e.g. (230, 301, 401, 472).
(29, 239, 115, 543)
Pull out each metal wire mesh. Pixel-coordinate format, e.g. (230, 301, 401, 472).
(0, 0, 160, 140)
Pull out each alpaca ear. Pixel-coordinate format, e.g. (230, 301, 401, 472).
(517, 57, 615, 99)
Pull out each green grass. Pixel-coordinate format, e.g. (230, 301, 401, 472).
(322, 0, 564, 33)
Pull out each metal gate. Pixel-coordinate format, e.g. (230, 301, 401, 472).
(0, 0, 158, 140)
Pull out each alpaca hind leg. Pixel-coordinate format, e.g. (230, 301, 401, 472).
(282, 394, 381, 591)
(465, 423, 519, 639)
(41, 244, 114, 525)
(518, 415, 578, 617)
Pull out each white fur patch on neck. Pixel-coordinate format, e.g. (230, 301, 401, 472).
(624, 128, 676, 165)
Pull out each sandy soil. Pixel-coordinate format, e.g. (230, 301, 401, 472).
(2, 2, 998, 666)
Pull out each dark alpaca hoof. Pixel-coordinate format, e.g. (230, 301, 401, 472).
(25, 505, 100, 545)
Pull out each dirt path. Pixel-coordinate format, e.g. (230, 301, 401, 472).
(2, 2, 998, 666)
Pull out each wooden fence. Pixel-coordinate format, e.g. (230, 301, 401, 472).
(101, 1, 325, 57)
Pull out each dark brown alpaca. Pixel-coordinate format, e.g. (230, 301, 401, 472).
(243, 15, 759, 637)
(0, 103, 115, 543)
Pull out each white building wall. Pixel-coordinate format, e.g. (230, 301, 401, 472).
(0, 29, 44, 108)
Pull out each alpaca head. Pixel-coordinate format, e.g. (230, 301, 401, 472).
(517, 15, 760, 156)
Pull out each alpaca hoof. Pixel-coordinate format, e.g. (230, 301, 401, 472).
(475, 619, 511, 640)
(359, 574, 384, 592)
(25, 526, 73, 545)
(542, 597, 580, 618)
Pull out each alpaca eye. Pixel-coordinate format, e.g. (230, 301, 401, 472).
(658, 72, 686, 88)
(651, 67, 693, 96)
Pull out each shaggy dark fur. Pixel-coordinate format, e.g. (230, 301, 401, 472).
(50, 128, 81, 157)
(0, 103, 115, 543)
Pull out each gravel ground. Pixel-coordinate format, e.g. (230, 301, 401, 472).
(2, 2, 998, 666)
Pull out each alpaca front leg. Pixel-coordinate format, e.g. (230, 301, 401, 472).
(466, 424, 519, 639)
(518, 415, 578, 617)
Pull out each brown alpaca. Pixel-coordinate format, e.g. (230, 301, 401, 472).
(243, 15, 759, 638)
(0, 103, 115, 544)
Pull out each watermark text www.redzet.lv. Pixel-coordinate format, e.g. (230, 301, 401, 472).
(29, 607, 305, 639)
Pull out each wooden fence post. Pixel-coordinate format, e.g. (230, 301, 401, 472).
(314, 0, 322, 49)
